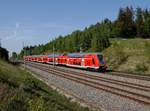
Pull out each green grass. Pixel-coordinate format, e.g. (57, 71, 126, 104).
(0, 60, 90, 111)
(103, 38, 150, 75)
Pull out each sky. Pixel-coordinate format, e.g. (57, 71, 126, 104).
(0, 0, 150, 54)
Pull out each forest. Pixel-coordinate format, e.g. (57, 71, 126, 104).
(0, 47, 8, 61)
(18, 7, 150, 58)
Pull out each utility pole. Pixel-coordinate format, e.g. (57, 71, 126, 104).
(80, 47, 82, 53)
(53, 42, 55, 68)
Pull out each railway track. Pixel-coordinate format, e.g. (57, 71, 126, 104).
(25, 62, 150, 105)
(109, 71, 150, 81)
(28, 62, 150, 91)
(24, 61, 150, 81)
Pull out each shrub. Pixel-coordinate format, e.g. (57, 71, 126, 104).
(135, 63, 148, 73)
(0, 47, 9, 61)
(110, 42, 128, 68)
(144, 41, 150, 63)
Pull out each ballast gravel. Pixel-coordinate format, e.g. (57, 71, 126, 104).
(25, 65, 150, 111)
(30, 62, 150, 86)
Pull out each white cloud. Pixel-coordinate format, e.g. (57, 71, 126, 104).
(1, 21, 77, 53)
(13, 22, 20, 37)
(2, 22, 21, 41)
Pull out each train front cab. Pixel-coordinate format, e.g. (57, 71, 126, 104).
(84, 53, 107, 72)
(83, 54, 98, 70)
(95, 54, 107, 72)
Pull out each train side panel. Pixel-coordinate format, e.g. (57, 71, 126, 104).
(24, 53, 107, 71)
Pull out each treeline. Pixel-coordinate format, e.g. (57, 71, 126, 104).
(19, 20, 111, 57)
(111, 7, 150, 38)
(19, 6, 150, 57)
(0, 47, 9, 61)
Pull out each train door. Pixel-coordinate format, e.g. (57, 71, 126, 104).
(81, 58, 84, 66)
(92, 58, 95, 66)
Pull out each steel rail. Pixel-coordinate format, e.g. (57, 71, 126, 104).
(24, 61, 150, 81)
(26, 62, 150, 105)
(109, 71, 150, 81)
(28, 62, 150, 91)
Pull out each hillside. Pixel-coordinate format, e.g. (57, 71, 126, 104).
(103, 39, 150, 74)
(0, 60, 90, 111)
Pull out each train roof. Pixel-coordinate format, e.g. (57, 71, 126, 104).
(31, 55, 44, 57)
(26, 53, 103, 58)
(67, 53, 84, 58)
(67, 52, 103, 58)
(47, 54, 60, 58)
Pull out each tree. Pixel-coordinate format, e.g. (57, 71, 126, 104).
(71, 31, 82, 52)
(143, 8, 150, 20)
(80, 32, 91, 52)
(135, 7, 144, 37)
(11, 52, 17, 61)
(91, 33, 110, 52)
(113, 7, 136, 38)
(143, 9, 150, 38)
(0, 47, 9, 61)
(144, 17, 150, 38)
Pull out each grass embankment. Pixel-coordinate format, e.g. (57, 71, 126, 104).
(103, 39, 150, 75)
(0, 60, 90, 111)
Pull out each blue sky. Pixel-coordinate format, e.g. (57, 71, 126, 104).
(0, 0, 150, 54)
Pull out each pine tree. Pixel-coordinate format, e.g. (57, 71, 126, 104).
(144, 17, 150, 38)
(136, 7, 144, 37)
(0, 47, 8, 61)
(114, 7, 136, 38)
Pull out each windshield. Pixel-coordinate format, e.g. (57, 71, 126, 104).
(97, 54, 104, 64)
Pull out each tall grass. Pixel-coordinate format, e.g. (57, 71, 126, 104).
(105, 41, 128, 69)
(144, 41, 150, 63)
(135, 63, 148, 73)
(103, 39, 150, 74)
(0, 60, 90, 111)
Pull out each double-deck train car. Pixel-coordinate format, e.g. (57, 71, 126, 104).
(24, 56, 32, 61)
(40, 55, 49, 63)
(66, 53, 106, 70)
(31, 55, 40, 62)
(24, 52, 107, 71)
(47, 54, 60, 64)
(57, 54, 69, 65)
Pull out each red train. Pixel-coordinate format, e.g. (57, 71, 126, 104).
(24, 53, 107, 71)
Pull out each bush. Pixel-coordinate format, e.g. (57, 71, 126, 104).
(110, 42, 128, 68)
(135, 63, 148, 73)
(0, 47, 9, 61)
(144, 41, 150, 63)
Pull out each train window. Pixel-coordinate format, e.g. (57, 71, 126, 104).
(77, 62, 81, 65)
